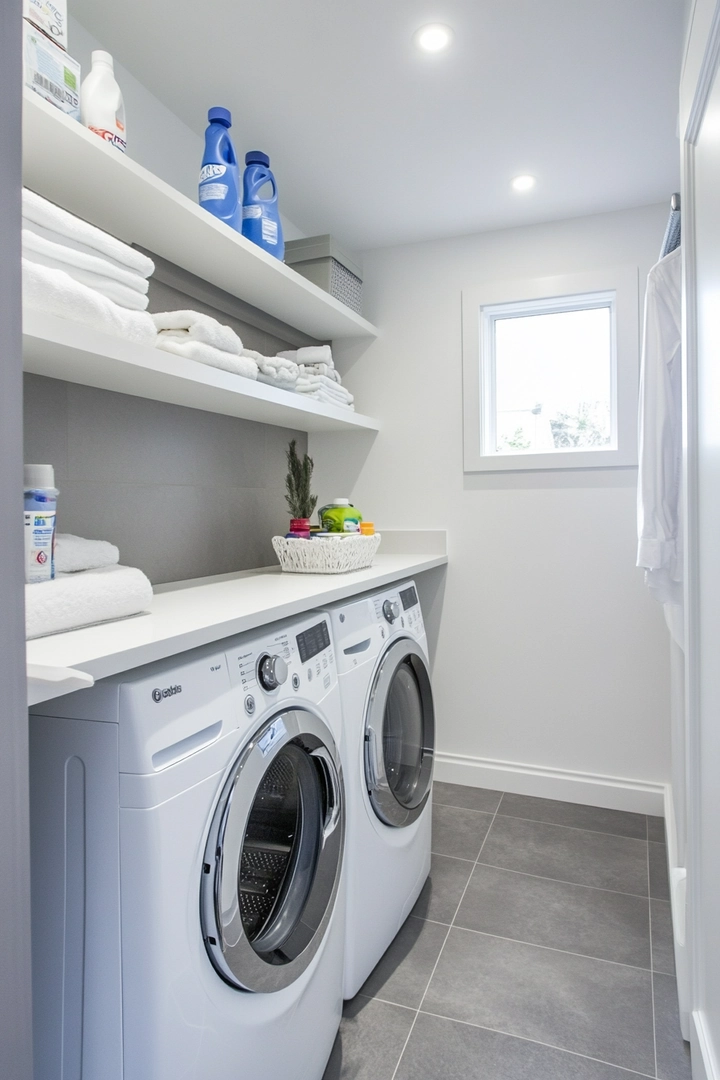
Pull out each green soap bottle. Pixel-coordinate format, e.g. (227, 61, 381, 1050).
(319, 498, 363, 533)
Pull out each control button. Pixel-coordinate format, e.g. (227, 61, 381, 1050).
(258, 654, 288, 691)
(292, 673, 300, 690)
(383, 599, 400, 624)
(244, 694, 256, 715)
(307, 668, 313, 682)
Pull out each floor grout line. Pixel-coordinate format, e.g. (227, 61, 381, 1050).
(415, 1010, 657, 1079)
(648, 840, 658, 1078)
(388, 799, 503, 1080)
(486, 811, 650, 843)
(474, 859, 651, 900)
(444, 924, 655, 974)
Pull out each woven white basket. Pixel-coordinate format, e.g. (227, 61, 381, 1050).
(272, 533, 381, 574)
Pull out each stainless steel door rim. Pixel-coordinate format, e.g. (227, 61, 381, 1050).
(201, 707, 344, 993)
(365, 638, 435, 828)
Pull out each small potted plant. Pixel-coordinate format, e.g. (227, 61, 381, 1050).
(285, 439, 317, 539)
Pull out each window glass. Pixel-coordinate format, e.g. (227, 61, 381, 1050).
(489, 301, 614, 456)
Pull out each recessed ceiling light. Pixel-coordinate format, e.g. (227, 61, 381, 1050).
(512, 175, 536, 193)
(414, 24, 453, 53)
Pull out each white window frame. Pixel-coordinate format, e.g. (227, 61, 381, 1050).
(462, 266, 639, 472)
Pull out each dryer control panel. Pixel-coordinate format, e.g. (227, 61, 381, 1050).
(225, 612, 337, 716)
(371, 580, 425, 638)
(330, 580, 427, 674)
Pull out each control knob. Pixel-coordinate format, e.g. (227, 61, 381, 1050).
(258, 654, 288, 691)
(383, 599, 400, 624)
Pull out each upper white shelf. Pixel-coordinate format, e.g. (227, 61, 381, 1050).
(23, 310, 380, 434)
(22, 92, 379, 344)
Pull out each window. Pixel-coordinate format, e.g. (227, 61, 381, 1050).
(462, 267, 639, 472)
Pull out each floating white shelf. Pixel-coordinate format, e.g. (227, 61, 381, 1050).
(23, 310, 380, 433)
(26, 550, 448, 704)
(22, 92, 379, 344)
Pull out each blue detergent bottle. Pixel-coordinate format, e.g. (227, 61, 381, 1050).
(241, 151, 284, 259)
(199, 107, 240, 231)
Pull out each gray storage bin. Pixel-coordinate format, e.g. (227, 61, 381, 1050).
(284, 235, 363, 315)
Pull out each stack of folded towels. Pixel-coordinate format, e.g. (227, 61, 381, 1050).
(25, 534, 153, 640)
(277, 346, 354, 410)
(22, 189, 157, 346)
(153, 310, 259, 378)
(152, 310, 304, 392)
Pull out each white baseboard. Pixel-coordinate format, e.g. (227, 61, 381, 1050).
(691, 1010, 719, 1080)
(434, 751, 665, 815)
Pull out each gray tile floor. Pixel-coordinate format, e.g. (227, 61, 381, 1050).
(323, 784, 691, 1080)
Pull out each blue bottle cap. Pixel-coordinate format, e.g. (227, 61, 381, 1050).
(208, 107, 232, 127)
(245, 150, 270, 167)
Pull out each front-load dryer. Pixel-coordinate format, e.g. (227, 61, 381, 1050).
(325, 580, 435, 999)
(29, 611, 345, 1080)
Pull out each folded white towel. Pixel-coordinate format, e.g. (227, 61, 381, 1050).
(296, 373, 354, 401)
(278, 345, 334, 367)
(55, 533, 120, 574)
(22, 189, 155, 278)
(152, 310, 242, 354)
(25, 564, 153, 640)
(156, 336, 258, 379)
(23, 217, 151, 279)
(297, 362, 342, 383)
(23, 243, 150, 311)
(297, 388, 355, 410)
(23, 259, 158, 347)
(23, 229, 149, 294)
(241, 350, 299, 388)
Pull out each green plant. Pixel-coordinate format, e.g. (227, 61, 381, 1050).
(284, 439, 318, 520)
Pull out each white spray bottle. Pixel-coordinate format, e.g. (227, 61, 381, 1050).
(81, 50, 126, 153)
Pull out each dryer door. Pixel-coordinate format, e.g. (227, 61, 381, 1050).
(365, 638, 435, 827)
(201, 708, 344, 993)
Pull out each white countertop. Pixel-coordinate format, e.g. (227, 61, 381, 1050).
(26, 550, 447, 705)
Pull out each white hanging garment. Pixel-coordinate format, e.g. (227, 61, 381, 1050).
(637, 246, 683, 643)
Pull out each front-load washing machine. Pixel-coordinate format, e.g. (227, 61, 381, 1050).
(326, 580, 435, 999)
(29, 611, 345, 1080)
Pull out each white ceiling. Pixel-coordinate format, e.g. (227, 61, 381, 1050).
(70, 0, 684, 252)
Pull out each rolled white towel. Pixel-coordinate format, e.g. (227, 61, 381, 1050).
(22, 188, 155, 278)
(25, 564, 153, 640)
(23, 243, 150, 311)
(156, 336, 258, 379)
(55, 534, 120, 574)
(152, 310, 242, 354)
(278, 345, 334, 367)
(22, 259, 158, 347)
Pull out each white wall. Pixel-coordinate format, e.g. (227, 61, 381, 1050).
(67, 17, 305, 240)
(313, 203, 673, 805)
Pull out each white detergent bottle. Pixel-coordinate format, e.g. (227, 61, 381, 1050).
(81, 51, 126, 153)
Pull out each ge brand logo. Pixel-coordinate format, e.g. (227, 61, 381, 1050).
(152, 684, 182, 703)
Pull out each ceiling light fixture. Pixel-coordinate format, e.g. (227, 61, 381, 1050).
(414, 23, 453, 53)
(511, 174, 536, 193)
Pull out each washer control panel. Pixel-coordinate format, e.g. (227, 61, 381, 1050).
(225, 613, 336, 710)
(371, 581, 424, 637)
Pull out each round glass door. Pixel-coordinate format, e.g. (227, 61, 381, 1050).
(365, 639, 435, 827)
(201, 709, 344, 993)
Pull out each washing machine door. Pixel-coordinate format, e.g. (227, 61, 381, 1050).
(365, 638, 435, 827)
(201, 707, 344, 993)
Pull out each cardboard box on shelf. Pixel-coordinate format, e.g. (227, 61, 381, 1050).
(23, 0, 67, 51)
(24, 21, 80, 121)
